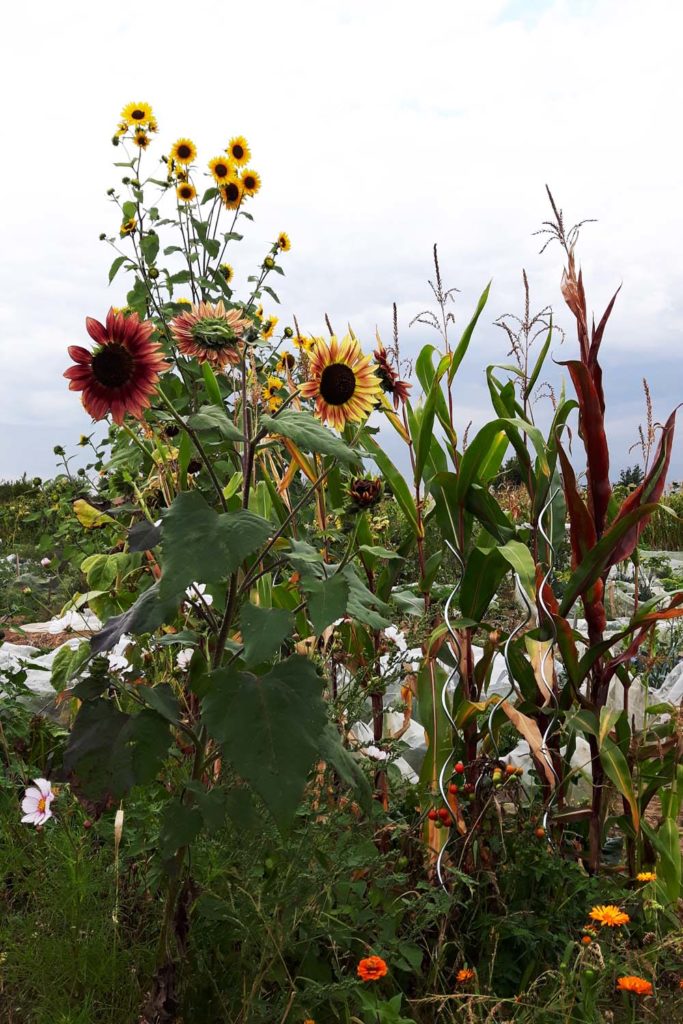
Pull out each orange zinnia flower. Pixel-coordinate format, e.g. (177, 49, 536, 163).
(357, 955, 388, 982)
(456, 967, 475, 983)
(64, 309, 168, 425)
(616, 975, 653, 996)
(588, 904, 630, 927)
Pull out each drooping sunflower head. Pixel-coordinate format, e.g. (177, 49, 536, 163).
(241, 169, 261, 196)
(226, 135, 250, 166)
(121, 102, 154, 127)
(277, 232, 291, 252)
(276, 351, 296, 374)
(219, 178, 243, 209)
(64, 308, 169, 425)
(219, 263, 234, 284)
(176, 182, 197, 203)
(261, 316, 278, 340)
(373, 338, 411, 408)
(170, 138, 197, 165)
(170, 300, 250, 370)
(299, 335, 382, 430)
(208, 155, 234, 184)
(115, 121, 129, 138)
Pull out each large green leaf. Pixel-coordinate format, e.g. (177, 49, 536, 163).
(159, 491, 272, 601)
(641, 819, 681, 903)
(201, 655, 328, 828)
(260, 409, 357, 464)
(240, 603, 294, 666)
(159, 801, 203, 860)
(448, 281, 491, 383)
(342, 565, 392, 628)
(317, 723, 371, 811)
(303, 574, 350, 634)
(599, 735, 639, 831)
(62, 699, 170, 806)
(459, 546, 508, 622)
(187, 405, 244, 441)
(91, 582, 175, 653)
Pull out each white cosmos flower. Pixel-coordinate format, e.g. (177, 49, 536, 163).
(107, 634, 132, 673)
(40, 557, 52, 567)
(185, 583, 213, 607)
(21, 778, 55, 826)
(176, 648, 194, 672)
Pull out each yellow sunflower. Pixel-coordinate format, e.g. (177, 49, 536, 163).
(241, 169, 261, 196)
(121, 102, 154, 127)
(115, 121, 128, 138)
(261, 316, 278, 340)
(208, 156, 234, 184)
(262, 375, 284, 411)
(277, 232, 291, 252)
(120, 218, 136, 236)
(293, 333, 317, 355)
(170, 138, 197, 165)
(276, 351, 296, 373)
(299, 335, 381, 430)
(132, 130, 150, 149)
(219, 178, 244, 210)
(636, 871, 656, 883)
(176, 182, 197, 203)
(219, 263, 234, 284)
(226, 135, 250, 165)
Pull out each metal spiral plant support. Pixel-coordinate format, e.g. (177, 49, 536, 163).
(536, 489, 562, 836)
(436, 540, 464, 890)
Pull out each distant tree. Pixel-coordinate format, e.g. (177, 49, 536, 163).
(617, 464, 644, 488)
(495, 455, 524, 488)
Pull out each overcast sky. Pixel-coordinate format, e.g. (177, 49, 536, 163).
(1, 0, 681, 482)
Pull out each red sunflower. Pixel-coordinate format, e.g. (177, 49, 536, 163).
(64, 309, 168, 425)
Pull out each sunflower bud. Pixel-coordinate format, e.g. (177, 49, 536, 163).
(148, 267, 160, 280)
(111, 136, 120, 146)
(99, 233, 107, 241)
(106, 188, 115, 196)
(284, 326, 293, 338)
(122, 176, 130, 185)
(264, 256, 275, 270)
(130, 179, 140, 187)
(349, 477, 383, 510)
(53, 445, 65, 456)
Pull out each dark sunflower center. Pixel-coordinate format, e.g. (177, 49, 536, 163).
(177, 144, 191, 159)
(244, 176, 255, 189)
(232, 145, 244, 159)
(225, 182, 239, 201)
(91, 344, 134, 389)
(132, 109, 145, 120)
(319, 363, 356, 406)
(191, 318, 237, 350)
(180, 186, 192, 198)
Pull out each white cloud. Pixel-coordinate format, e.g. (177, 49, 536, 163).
(1, 0, 681, 477)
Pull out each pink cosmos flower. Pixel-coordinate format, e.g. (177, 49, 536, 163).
(21, 778, 55, 826)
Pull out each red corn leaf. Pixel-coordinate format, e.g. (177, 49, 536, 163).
(606, 408, 678, 569)
(561, 360, 612, 535)
(557, 440, 596, 568)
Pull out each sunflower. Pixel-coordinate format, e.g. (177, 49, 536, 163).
(170, 138, 197, 165)
(132, 130, 150, 149)
(262, 375, 284, 411)
(299, 335, 381, 430)
(261, 316, 278, 340)
(588, 905, 630, 928)
(177, 183, 197, 203)
(293, 333, 316, 355)
(374, 339, 411, 408)
(356, 956, 387, 983)
(241, 169, 261, 196)
(636, 871, 657, 883)
(208, 156, 234, 184)
(226, 135, 250, 165)
(120, 218, 136, 236)
(170, 300, 250, 370)
(64, 308, 168, 425)
(276, 351, 296, 373)
(114, 121, 129, 138)
(121, 102, 154, 127)
(148, 117, 159, 133)
(219, 178, 243, 209)
(349, 477, 383, 509)
(616, 976, 653, 996)
(219, 263, 234, 284)
(277, 232, 291, 252)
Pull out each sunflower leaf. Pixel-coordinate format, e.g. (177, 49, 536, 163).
(262, 285, 280, 304)
(108, 256, 127, 284)
(259, 410, 358, 464)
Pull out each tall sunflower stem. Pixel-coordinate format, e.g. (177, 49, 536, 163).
(157, 391, 228, 512)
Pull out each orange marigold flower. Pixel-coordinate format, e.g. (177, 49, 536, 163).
(456, 968, 475, 983)
(357, 955, 388, 982)
(616, 976, 653, 996)
(581, 936, 592, 945)
(588, 905, 630, 927)
(636, 871, 656, 883)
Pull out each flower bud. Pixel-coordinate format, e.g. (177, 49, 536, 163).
(130, 179, 140, 187)
(99, 233, 106, 241)
(122, 176, 130, 185)
(148, 267, 159, 280)
(53, 445, 65, 456)
(264, 256, 275, 270)
(111, 136, 120, 146)
(284, 326, 293, 338)
(106, 188, 115, 196)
